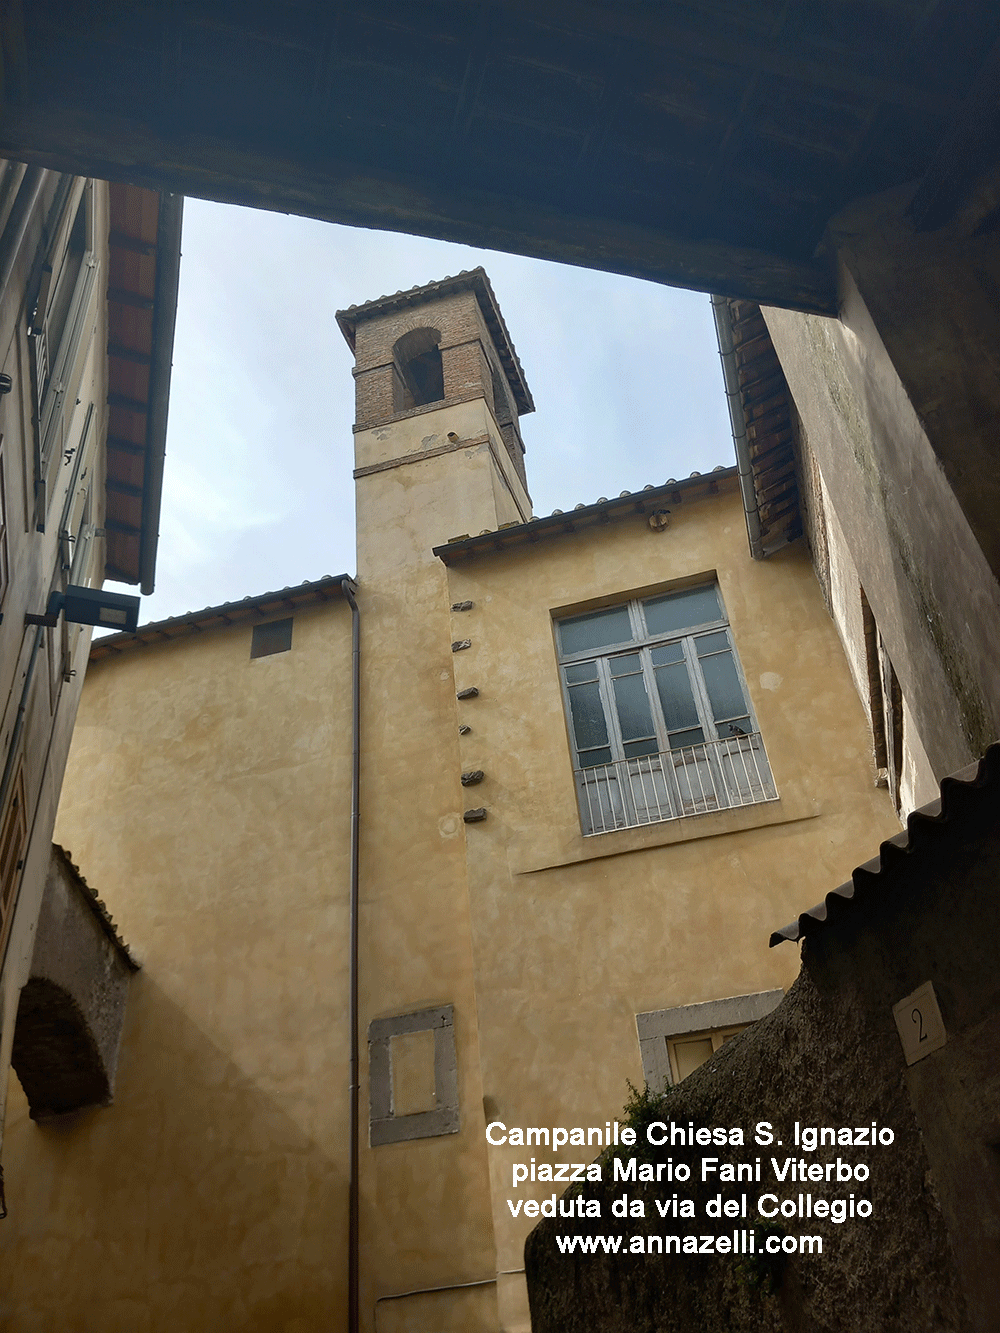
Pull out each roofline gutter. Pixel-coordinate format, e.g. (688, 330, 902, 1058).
(138, 191, 184, 596)
(711, 294, 764, 561)
(90, 574, 355, 657)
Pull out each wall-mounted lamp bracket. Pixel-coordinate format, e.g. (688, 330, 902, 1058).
(24, 586, 141, 633)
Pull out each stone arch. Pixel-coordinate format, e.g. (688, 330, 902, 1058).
(11, 977, 111, 1119)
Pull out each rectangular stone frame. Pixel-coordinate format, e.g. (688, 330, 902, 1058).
(636, 989, 784, 1089)
(368, 1004, 459, 1146)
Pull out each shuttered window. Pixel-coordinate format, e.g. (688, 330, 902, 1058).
(0, 763, 27, 950)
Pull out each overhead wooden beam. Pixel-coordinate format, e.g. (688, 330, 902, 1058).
(909, 37, 1000, 231)
(108, 341, 153, 365)
(107, 434, 146, 456)
(508, 0, 961, 116)
(108, 391, 149, 414)
(107, 287, 154, 310)
(0, 106, 838, 314)
(108, 229, 157, 256)
(105, 478, 145, 499)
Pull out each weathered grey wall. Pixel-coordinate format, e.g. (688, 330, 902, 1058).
(526, 750, 1000, 1332)
(11, 846, 135, 1119)
(762, 187, 1000, 777)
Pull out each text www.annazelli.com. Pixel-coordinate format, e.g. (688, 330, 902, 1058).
(555, 1232, 822, 1256)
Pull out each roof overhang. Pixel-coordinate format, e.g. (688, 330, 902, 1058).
(434, 469, 737, 566)
(89, 574, 354, 661)
(104, 184, 183, 595)
(713, 297, 803, 560)
(770, 745, 1000, 947)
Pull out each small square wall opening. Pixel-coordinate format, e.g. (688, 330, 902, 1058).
(251, 618, 293, 659)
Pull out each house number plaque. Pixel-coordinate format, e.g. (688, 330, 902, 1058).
(892, 981, 946, 1066)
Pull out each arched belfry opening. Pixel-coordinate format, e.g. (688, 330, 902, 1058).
(337, 267, 535, 497)
(392, 326, 444, 410)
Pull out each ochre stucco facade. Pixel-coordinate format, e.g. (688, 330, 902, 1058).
(0, 271, 900, 1332)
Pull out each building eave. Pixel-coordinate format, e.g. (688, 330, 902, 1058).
(89, 574, 354, 661)
(713, 297, 803, 561)
(433, 468, 738, 566)
(105, 184, 183, 594)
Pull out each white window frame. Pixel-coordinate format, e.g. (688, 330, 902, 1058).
(636, 989, 784, 1089)
(556, 584, 778, 834)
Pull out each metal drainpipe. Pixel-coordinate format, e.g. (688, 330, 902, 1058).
(373, 1270, 526, 1330)
(340, 576, 361, 1333)
(710, 294, 764, 561)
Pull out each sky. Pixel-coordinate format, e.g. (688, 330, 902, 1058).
(118, 196, 734, 625)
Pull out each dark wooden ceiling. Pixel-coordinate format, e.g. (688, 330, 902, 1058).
(2, 1, 997, 311)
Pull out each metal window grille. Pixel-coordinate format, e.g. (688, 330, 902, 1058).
(574, 733, 777, 836)
(557, 585, 778, 834)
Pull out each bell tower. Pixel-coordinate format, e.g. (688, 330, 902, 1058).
(334, 270, 535, 1308)
(337, 268, 534, 578)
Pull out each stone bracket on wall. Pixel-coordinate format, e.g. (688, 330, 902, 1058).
(10, 846, 137, 1121)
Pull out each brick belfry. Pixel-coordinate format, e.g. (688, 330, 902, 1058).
(337, 267, 535, 583)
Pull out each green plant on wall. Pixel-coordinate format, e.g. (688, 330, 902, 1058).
(734, 1219, 786, 1295)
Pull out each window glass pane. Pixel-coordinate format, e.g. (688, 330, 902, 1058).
(653, 660, 700, 731)
(567, 680, 610, 751)
(642, 585, 721, 636)
(250, 618, 293, 659)
(650, 642, 684, 666)
(672, 1037, 715, 1082)
(695, 630, 729, 654)
(564, 660, 598, 684)
(558, 605, 633, 655)
(611, 672, 656, 742)
(608, 652, 641, 677)
(721, 717, 752, 738)
(623, 737, 659, 759)
(700, 651, 748, 722)
(579, 746, 613, 768)
(669, 727, 705, 749)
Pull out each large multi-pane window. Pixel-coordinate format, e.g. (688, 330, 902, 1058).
(556, 584, 777, 834)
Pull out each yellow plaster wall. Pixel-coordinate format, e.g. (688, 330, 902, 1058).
(2, 600, 355, 1331)
(441, 483, 902, 1303)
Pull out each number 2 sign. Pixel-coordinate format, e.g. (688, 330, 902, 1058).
(893, 981, 947, 1065)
